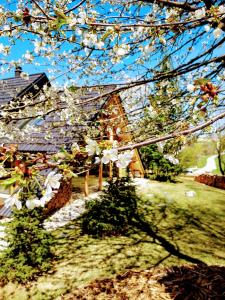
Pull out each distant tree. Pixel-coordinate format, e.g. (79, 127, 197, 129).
(216, 135, 225, 175)
(140, 144, 182, 182)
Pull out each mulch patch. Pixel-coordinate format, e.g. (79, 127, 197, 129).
(62, 264, 225, 300)
(159, 264, 225, 300)
(62, 269, 170, 300)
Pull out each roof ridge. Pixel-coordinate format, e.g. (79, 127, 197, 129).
(0, 72, 46, 81)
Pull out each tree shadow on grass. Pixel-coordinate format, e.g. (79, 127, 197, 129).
(49, 192, 225, 290)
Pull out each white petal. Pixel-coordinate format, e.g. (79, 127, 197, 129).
(15, 200, 22, 210)
(26, 200, 34, 209)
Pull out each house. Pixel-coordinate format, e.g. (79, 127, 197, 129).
(0, 69, 145, 216)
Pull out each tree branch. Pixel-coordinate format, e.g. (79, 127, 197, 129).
(117, 111, 225, 151)
(139, 0, 198, 11)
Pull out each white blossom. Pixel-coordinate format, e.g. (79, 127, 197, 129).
(0, 43, 6, 55)
(114, 45, 130, 56)
(4, 192, 22, 210)
(20, 72, 29, 80)
(187, 84, 195, 92)
(116, 151, 134, 168)
(26, 198, 42, 209)
(204, 25, 210, 32)
(24, 51, 33, 62)
(95, 156, 101, 164)
(194, 7, 206, 19)
(102, 148, 118, 164)
(85, 139, 100, 156)
(218, 5, 225, 15)
(44, 171, 62, 190)
(164, 154, 179, 165)
(213, 27, 223, 39)
(0, 166, 7, 177)
(96, 41, 104, 49)
(77, 11, 87, 24)
(39, 185, 54, 206)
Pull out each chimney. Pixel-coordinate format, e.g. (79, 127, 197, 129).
(15, 66, 22, 77)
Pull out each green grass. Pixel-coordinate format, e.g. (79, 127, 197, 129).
(178, 140, 216, 168)
(196, 155, 208, 168)
(0, 177, 225, 299)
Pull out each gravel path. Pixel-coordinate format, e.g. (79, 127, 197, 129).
(44, 192, 99, 230)
(0, 179, 149, 251)
(0, 192, 100, 251)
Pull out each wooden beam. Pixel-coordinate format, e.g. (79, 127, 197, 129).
(84, 171, 89, 196)
(109, 162, 113, 179)
(98, 162, 103, 191)
(109, 127, 114, 179)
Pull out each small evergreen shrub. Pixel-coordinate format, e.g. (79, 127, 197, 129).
(81, 177, 139, 237)
(0, 207, 54, 284)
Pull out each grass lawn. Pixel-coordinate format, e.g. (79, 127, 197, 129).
(178, 140, 217, 169)
(0, 177, 225, 299)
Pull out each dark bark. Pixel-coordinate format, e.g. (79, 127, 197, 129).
(217, 146, 225, 175)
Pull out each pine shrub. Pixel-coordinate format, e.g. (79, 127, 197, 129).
(0, 207, 54, 284)
(81, 177, 139, 237)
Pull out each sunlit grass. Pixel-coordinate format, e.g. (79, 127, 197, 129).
(0, 177, 224, 299)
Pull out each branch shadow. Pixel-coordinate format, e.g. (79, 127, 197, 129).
(49, 190, 225, 290)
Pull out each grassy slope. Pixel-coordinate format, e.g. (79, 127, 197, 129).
(0, 177, 225, 299)
(178, 141, 216, 169)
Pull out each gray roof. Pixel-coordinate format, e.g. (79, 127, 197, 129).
(0, 205, 11, 218)
(0, 73, 49, 105)
(2, 84, 117, 153)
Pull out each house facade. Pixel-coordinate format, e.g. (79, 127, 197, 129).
(0, 69, 145, 216)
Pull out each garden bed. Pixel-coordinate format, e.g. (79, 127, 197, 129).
(63, 265, 225, 299)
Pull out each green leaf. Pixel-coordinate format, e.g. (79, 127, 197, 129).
(54, 9, 67, 20)
(101, 29, 114, 41)
(0, 176, 20, 188)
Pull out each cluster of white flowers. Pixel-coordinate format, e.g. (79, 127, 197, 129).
(213, 27, 223, 39)
(187, 84, 195, 92)
(194, 7, 206, 19)
(86, 139, 134, 169)
(165, 8, 179, 21)
(23, 51, 34, 63)
(70, 11, 87, 26)
(0, 165, 8, 178)
(20, 72, 29, 80)
(4, 171, 62, 210)
(164, 154, 179, 165)
(0, 43, 7, 56)
(218, 5, 225, 15)
(85, 138, 100, 156)
(113, 44, 130, 56)
(140, 44, 154, 56)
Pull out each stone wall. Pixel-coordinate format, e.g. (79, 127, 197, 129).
(45, 179, 72, 216)
(194, 174, 225, 190)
